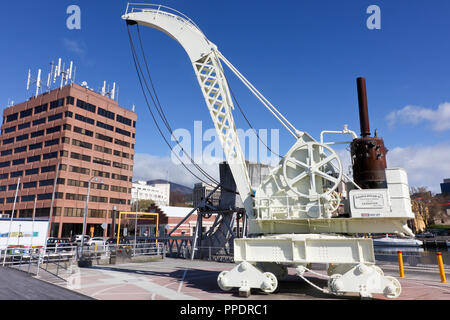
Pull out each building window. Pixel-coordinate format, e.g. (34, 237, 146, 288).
(0, 173, 8, 179)
(98, 107, 115, 120)
(41, 165, 56, 173)
(21, 195, 35, 202)
(116, 114, 132, 126)
(92, 170, 110, 178)
(12, 158, 25, 166)
(90, 196, 108, 203)
(93, 157, 111, 166)
(1, 149, 12, 156)
(34, 104, 48, 114)
(48, 113, 63, 122)
(25, 168, 39, 176)
(6, 113, 18, 122)
(20, 108, 33, 118)
(111, 173, 128, 181)
(39, 179, 54, 187)
(64, 207, 84, 217)
(88, 209, 107, 218)
(50, 98, 64, 109)
(76, 99, 96, 113)
(16, 133, 29, 142)
(70, 152, 91, 162)
(115, 127, 131, 137)
(72, 139, 92, 149)
(46, 126, 61, 134)
(3, 137, 14, 145)
(32, 118, 46, 126)
(69, 165, 90, 175)
(113, 162, 129, 170)
(75, 114, 95, 125)
(18, 122, 30, 130)
(31, 130, 44, 138)
(60, 150, 68, 157)
(111, 185, 127, 193)
(94, 145, 112, 154)
(110, 198, 126, 204)
(66, 96, 75, 105)
(67, 179, 88, 188)
(29, 142, 42, 150)
(23, 181, 37, 189)
(43, 152, 58, 160)
(37, 193, 52, 200)
(27, 155, 41, 163)
(45, 139, 59, 147)
(114, 138, 130, 148)
(0, 161, 10, 168)
(65, 193, 87, 201)
(65, 111, 73, 118)
(4, 126, 16, 133)
(10, 171, 23, 178)
(0, 186, 5, 192)
(92, 182, 108, 190)
(73, 126, 93, 137)
(96, 133, 113, 143)
(96, 120, 114, 131)
(15, 146, 27, 153)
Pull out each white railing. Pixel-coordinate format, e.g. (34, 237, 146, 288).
(124, 3, 205, 36)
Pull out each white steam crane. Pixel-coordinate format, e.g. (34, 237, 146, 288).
(122, 4, 415, 298)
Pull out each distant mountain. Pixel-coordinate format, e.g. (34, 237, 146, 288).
(146, 179, 192, 195)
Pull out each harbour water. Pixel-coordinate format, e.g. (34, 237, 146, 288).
(374, 246, 450, 267)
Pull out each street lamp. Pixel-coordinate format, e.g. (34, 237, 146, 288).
(79, 176, 103, 266)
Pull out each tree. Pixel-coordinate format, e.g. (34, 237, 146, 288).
(131, 199, 155, 212)
(410, 186, 444, 228)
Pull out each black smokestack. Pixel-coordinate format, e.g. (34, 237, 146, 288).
(356, 77, 371, 137)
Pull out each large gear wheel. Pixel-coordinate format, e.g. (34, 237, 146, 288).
(282, 141, 342, 199)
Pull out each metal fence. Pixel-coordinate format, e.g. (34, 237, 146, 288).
(0, 242, 165, 279)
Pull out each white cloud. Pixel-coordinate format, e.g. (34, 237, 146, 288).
(387, 143, 450, 193)
(62, 38, 86, 56)
(386, 102, 450, 131)
(134, 141, 450, 194)
(132, 153, 220, 188)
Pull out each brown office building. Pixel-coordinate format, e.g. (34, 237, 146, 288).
(0, 83, 137, 238)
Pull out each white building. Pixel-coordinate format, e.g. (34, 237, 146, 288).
(132, 181, 170, 207)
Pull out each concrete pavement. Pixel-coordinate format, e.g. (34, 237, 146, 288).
(42, 258, 450, 300)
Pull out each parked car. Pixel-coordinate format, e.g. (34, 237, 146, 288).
(106, 237, 131, 246)
(87, 237, 108, 251)
(71, 235, 91, 245)
(46, 238, 73, 252)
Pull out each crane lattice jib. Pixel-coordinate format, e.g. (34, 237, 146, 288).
(122, 5, 255, 217)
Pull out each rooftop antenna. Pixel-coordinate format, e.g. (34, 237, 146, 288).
(26, 69, 31, 91)
(101, 81, 106, 96)
(132, 104, 135, 112)
(72, 66, 77, 84)
(60, 61, 66, 89)
(35, 69, 42, 97)
(111, 82, 116, 100)
(65, 61, 73, 86)
(46, 61, 55, 92)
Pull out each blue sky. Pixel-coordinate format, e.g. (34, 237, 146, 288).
(1, 0, 450, 191)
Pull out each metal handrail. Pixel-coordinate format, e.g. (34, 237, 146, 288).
(125, 3, 205, 36)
